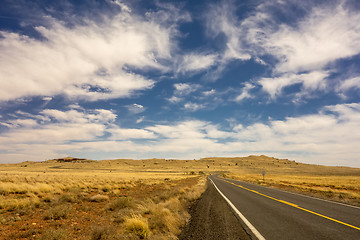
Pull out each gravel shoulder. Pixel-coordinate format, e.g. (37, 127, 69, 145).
(179, 179, 251, 240)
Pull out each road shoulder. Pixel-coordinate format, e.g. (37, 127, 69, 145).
(178, 179, 251, 240)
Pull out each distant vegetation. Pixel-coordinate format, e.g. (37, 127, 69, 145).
(1, 155, 360, 238)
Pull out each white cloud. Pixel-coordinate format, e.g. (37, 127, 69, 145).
(167, 96, 182, 103)
(173, 83, 201, 96)
(203, 89, 216, 96)
(0, 108, 119, 162)
(235, 83, 255, 102)
(205, 125, 233, 139)
(0, 6, 185, 102)
(109, 128, 156, 140)
(0, 103, 359, 166)
(266, 4, 360, 73)
(136, 116, 145, 124)
(238, 1, 360, 74)
(203, 0, 360, 98)
(42, 97, 52, 101)
(110, 0, 132, 12)
(167, 83, 202, 105)
(40, 109, 116, 124)
(205, 1, 251, 61)
(0, 119, 38, 128)
(338, 76, 360, 92)
(177, 53, 218, 73)
(227, 103, 360, 166)
(127, 104, 145, 114)
(146, 120, 207, 139)
(259, 71, 328, 99)
(184, 102, 205, 112)
(68, 104, 82, 110)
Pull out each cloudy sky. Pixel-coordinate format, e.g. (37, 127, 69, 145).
(0, 0, 359, 167)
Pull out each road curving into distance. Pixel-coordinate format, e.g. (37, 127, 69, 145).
(209, 175, 360, 240)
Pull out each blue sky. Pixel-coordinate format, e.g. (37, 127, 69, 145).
(0, 0, 360, 167)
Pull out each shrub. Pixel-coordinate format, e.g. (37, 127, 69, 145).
(124, 215, 150, 239)
(44, 204, 72, 220)
(40, 228, 67, 240)
(148, 206, 172, 232)
(107, 197, 133, 211)
(90, 225, 118, 240)
(90, 194, 109, 202)
(58, 194, 74, 203)
(148, 198, 185, 235)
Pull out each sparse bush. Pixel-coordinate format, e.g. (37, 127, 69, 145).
(141, 197, 186, 236)
(58, 194, 74, 203)
(107, 197, 133, 211)
(90, 225, 118, 240)
(44, 204, 72, 220)
(41, 228, 67, 240)
(157, 191, 172, 202)
(124, 215, 150, 239)
(90, 194, 109, 202)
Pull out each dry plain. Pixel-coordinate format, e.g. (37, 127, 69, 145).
(1, 155, 360, 239)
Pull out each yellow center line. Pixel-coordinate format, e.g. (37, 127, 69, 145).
(216, 177, 360, 231)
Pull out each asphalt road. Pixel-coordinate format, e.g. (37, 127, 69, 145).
(209, 175, 360, 240)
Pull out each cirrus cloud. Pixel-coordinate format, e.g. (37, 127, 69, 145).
(0, 4, 189, 102)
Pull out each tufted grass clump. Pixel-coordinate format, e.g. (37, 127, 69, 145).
(107, 196, 134, 211)
(124, 214, 150, 239)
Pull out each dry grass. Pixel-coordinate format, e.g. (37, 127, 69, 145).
(40, 228, 67, 240)
(0, 155, 359, 238)
(124, 214, 151, 239)
(0, 158, 207, 239)
(90, 225, 118, 240)
(107, 196, 134, 211)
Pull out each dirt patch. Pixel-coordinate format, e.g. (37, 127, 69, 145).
(178, 179, 251, 240)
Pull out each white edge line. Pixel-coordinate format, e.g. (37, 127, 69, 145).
(209, 178, 266, 240)
(225, 177, 360, 210)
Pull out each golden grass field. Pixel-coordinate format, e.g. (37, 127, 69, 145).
(1, 155, 360, 239)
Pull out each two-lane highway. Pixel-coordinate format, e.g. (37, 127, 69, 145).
(209, 175, 360, 240)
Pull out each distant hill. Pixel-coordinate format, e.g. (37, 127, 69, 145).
(47, 157, 94, 163)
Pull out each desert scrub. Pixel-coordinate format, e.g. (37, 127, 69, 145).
(180, 177, 206, 203)
(44, 204, 72, 220)
(107, 196, 134, 211)
(58, 194, 75, 203)
(124, 214, 150, 239)
(147, 200, 183, 236)
(90, 225, 118, 240)
(138, 178, 206, 238)
(40, 228, 67, 240)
